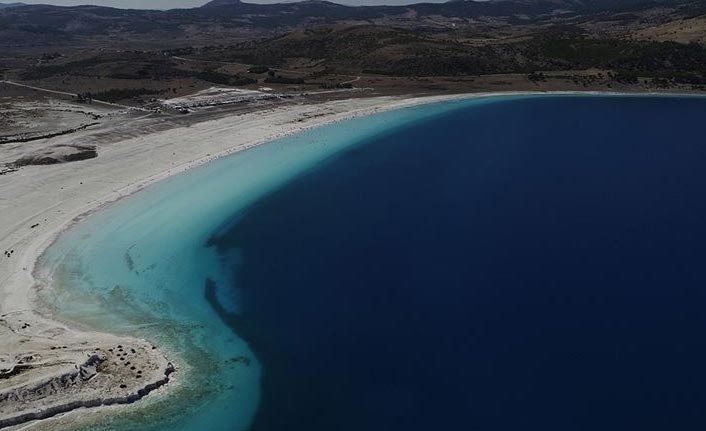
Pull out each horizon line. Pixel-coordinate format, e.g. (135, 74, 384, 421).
(1, 0, 491, 11)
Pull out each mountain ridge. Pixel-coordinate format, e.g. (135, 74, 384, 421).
(0, 0, 703, 49)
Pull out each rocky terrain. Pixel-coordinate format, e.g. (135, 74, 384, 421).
(0, 313, 174, 430)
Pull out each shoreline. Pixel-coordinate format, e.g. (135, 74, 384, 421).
(0, 90, 698, 429)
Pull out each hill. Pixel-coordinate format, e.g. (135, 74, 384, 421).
(1, 0, 705, 102)
(1, 0, 704, 49)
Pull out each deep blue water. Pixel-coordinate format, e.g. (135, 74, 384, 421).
(207, 96, 706, 430)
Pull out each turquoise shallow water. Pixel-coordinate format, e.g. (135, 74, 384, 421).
(37, 96, 498, 431)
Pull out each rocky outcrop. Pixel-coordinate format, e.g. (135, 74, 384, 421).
(0, 362, 175, 429)
(11, 144, 98, 167)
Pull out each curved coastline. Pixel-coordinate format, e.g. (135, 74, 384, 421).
(2, 91, 494, 431)
(0, 90, 696, 430)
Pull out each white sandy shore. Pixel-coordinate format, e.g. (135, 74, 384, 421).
(0, 90, 669, 428)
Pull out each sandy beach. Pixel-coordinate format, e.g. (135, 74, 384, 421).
(0, 91, 510, 429)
